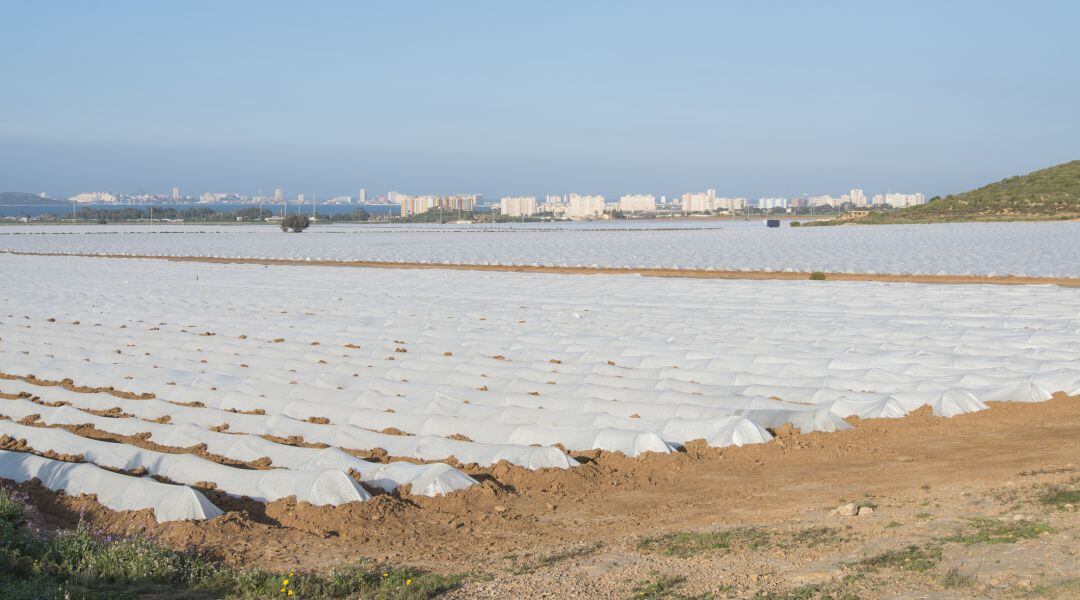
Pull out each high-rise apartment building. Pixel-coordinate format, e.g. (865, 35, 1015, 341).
(274, 188, 284, 202)
(681, 191, 713, 212)
(757, 197, 789, 211)
(618, 194, 656, 212)
(565, 194, 605, 219)
(398, 194, 478, 217)
(849, 189, 867, 207)
(171, 187, 181, 200)
(884, 192, 926, 208)
(499, 196, 537, 218)
(358, 188, 367, 203)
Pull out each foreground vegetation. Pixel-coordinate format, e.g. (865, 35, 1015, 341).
(0, 487, 461, 599)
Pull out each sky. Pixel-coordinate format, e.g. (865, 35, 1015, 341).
(1, 1, 1079, 201)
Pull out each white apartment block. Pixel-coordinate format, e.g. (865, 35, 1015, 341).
(757, 197, 789, 210)
(198, 192, 235, 204)
(810, 195, 839, 207)
(682, 190, 747, 212)
(681, 190, 715, 212)
(849, 188, 867, 207)
(885, 192, 926, 208)
(69, 192, 117, 203)
(618, 194, 656, 212)
(499, 196, 538, 217)
(566, 194, 606, 219)
(716, 197, 747, 211)
(398, 194, 478, 217)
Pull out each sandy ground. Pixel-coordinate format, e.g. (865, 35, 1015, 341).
(3, 250, 1079, 287)
(4, 389, 1077, 599)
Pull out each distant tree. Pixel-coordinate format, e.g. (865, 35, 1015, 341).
(281, 214, 310, 232)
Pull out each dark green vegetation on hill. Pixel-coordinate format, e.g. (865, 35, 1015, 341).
(856, 160, 1080, 224)
(0, 192, 66, 205)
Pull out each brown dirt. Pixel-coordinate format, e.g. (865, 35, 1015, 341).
(3, 250, 1078, 287)
(0, 393, 1075, 593)
(0, 372, 155, 400)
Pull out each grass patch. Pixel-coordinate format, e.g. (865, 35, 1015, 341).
(631, 573, 685, 599)
(943, 518, 1053, 546)
(629, 573, 716, 600)
(511, 542, 602, 575)
(914, 512, 933, 521)
(789, 526, 846, 547)
(858, 544, 942, 572)
(808, 272, 827, 281)
(1039, 483, 1080, 509)
(0, 486, 462, 599)
(752, 577, 862, 600)
(638, 527, 770, 558)
(939, 567, 976, 588)
(1030, 578, 1080, 599)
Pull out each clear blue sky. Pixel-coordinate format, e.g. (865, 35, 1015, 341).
(2, 1, 1078, 200)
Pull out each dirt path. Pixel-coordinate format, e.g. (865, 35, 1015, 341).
(3, 250, 1078, 287)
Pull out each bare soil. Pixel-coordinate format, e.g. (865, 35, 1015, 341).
(2, 392, 1078, 598)
(4, 250, 1078, 287)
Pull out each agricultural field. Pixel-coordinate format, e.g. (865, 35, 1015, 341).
(2, 220, 1079, 276)
(1, 245, 1079, 598)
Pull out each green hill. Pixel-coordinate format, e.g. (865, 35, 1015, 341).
(857, 160, 1080, 223)
(0, 192, 66, 205)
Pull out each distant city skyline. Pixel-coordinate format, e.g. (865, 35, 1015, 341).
(60, 185, 925, 209)
(2, 2, 1078, 199)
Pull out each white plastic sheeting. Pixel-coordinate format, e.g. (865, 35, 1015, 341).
(0, 392, 479, 495)
(0, 449, 222, 522)
(1, 253, 1078, 499)
(0, 420, 371, 506)
(0, 380, 574, 472)
(1, 221, 1079, 277)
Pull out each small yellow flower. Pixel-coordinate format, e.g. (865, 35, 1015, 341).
(288, 592, 294, 597)
(283, 579, 289, 585)
(280, 589, 286, 593)
(382, 572, 388, 578)
(406, 579, 412, 586)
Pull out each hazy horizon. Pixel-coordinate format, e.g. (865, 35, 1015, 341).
(2, 1, 1078, 200)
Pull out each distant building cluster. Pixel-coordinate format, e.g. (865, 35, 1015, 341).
(397, 194, 479, 217)
(756, 197, 788, 210)
(618, 194, 656, 213)
(808, 189, 925, 208)
(70, 192, 117, 204)
(681, 189, 748, 212)
(499, 196, 538, 218)
(58, 183, 926, 220)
